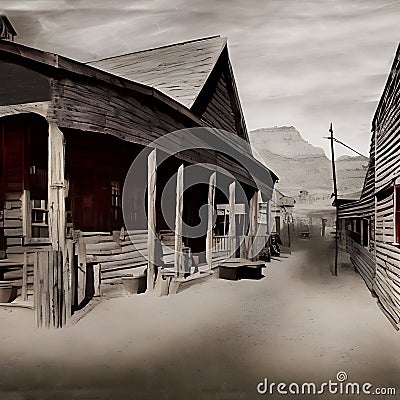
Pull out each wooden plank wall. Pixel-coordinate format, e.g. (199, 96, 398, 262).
(338, 134, 375, 220)
(3, 192, 23, 246)
(367, 50, 400, 328)
(200, 67, 237, 135)
(50, 78, 260, 190)
(346, 236, 375, 290)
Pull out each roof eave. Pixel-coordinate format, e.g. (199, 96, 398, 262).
(0, 40, 205, 127)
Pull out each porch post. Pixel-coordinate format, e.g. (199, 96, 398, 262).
(147, 148, 157, 292)
(248, 191, 259, 260)
(174, 164, 184, 277)
(48, 123, 66, 252)
(228, 181, 236, 257)
(206, 172, 216, 269)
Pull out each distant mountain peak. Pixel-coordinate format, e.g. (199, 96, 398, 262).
(249, 125, 368, 204)
(250, 125, 326, 159)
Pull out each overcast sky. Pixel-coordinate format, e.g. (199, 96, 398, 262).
(1, 0, 399, 158)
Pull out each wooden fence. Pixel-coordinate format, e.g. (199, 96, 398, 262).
(34, 246, 73, 328)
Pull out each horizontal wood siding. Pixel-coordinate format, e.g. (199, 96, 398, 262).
(200, 68, 237, 135)
(371, 47, 400, 328)
(81, 230, 177, 282)
(346, 237, 375, 290)
(338, 135, 375, 220)
(50, 78, 259, 189)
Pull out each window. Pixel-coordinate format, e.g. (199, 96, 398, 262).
(394, 185, 400, 243)
(22, 191, 49, 243)
(215, 208, 229, 236)
(31, 199, 49, 238)
(111, 180, 121, 221)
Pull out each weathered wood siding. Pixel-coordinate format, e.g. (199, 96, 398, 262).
(346, 236, 375, 290)
(191, 49, 249, 143)
(50, 77, 260, 188)
(196, 62, 237, 135)
(336, 46, 400, 328)
(368, 45, 400, 327)
(338, 136, 375, 220)
(337, 135, 376, 290)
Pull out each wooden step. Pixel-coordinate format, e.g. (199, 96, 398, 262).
(100, 258, 148, 273)
(102, 265, 147, 280)
(89, 250, 147, 265)
(86, 242, 121, 253)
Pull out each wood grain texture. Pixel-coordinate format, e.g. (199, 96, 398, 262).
(88, 36, 227, 109)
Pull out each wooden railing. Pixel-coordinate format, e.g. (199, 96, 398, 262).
(212, 235, 269, 260)
(212, 235, 232, 254)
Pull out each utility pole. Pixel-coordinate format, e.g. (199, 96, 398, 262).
(329, 123, 339, 276)
(323, 127, 365, 276)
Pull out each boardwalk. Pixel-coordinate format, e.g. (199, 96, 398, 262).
(0, 236, 399, 399)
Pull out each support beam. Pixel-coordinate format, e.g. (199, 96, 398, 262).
(248, 191, 259, 260)
(175, 164, 184, 277)
(22, 252, 28, 301)
(228, 181, 236, 257)
(206, 172, 216, 269)
(147, 148, 157, 292)
(76, 234, 86, 306)
(64, 239, 73, 322)
(93, 263, 101, 297)
(48, 123, 66, 252)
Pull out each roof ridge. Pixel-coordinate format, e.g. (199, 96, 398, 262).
(87, 35, 224, 64)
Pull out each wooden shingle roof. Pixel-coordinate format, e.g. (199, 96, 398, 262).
(87, 36, 227, 109)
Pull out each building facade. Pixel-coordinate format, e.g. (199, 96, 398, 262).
(337, 44, 400, 329)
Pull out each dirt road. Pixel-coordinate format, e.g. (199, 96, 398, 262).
(0, 236, 399, 399)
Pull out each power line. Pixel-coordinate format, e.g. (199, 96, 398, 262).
(323, 136, 367, 158)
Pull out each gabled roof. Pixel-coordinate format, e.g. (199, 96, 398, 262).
(88, 36, 227, 109)
(372, 43, 400, 131)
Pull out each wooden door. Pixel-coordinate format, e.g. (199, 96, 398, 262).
(71, 169, 110, 232)
(1, 122, 25, 194)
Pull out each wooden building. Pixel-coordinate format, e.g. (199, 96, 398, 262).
(0, 16, 277, 327)
(337, 43, 400, 329)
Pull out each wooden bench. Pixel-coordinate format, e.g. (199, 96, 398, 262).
(218, 259, 265, 281)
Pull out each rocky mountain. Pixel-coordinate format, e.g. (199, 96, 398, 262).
(249, 126, 368, 209)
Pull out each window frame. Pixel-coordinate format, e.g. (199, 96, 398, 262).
(22, 190, 50, 244)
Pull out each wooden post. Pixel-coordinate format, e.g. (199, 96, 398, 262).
(206, 172, 216, 269)
(175, 164, 184, 277)
(248, 191, 259, 259)
(228, 181, 236, 258)
(93, 264, 101, 297)
(77, 235, 86, 305)
(65, 240, 73, 321)
(147, 148, 157, 292)
(42, 252, 50, 329)
(34, 251, 40, 327)
(47, 123, 66, 253)
(48, 250, 55, 328)
(22, 252, 28, 301)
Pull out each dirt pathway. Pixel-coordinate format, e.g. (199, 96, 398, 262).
(0, 236, 399, 399)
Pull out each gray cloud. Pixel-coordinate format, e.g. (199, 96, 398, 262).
(1, 0, 399, 158)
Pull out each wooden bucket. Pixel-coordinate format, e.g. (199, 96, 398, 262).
(0, 284, 14, 303)
(122, 275, 147, 294)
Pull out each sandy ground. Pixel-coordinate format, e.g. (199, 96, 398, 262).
(0, 236, 399, 400)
